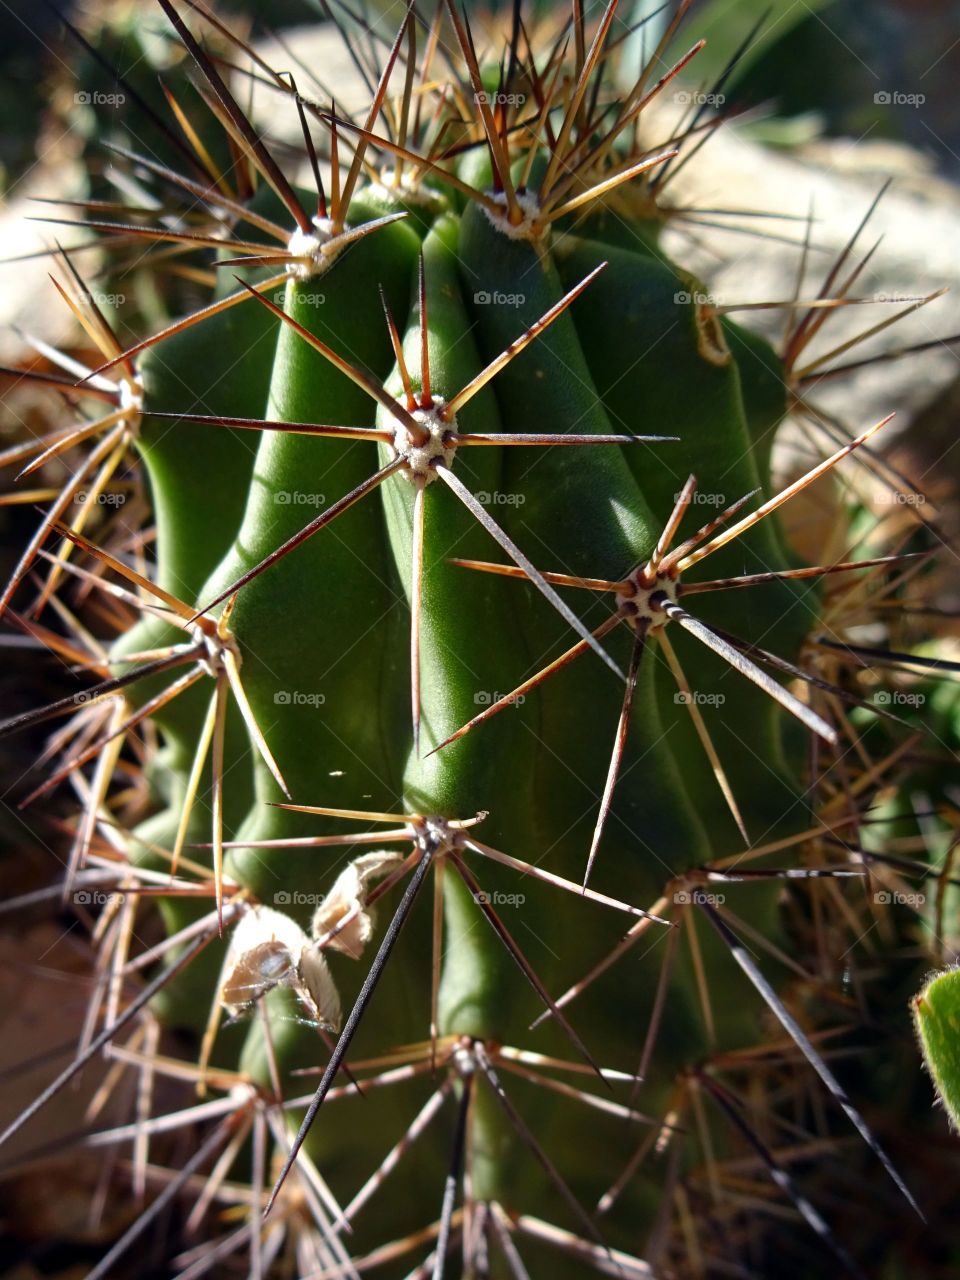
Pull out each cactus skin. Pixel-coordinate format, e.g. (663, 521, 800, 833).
(4, 3, 958, 1277)
(122, 186, 821, 1258)
(914, 968, 960, 1130)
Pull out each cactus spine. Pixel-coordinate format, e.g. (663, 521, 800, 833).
(2, 2, 958, 1276)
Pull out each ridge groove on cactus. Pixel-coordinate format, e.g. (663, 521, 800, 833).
(2, 2, 959, 1277)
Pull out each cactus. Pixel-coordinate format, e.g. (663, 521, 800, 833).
(3, 2, 960, 1276)
(915, 967, 960, 1132)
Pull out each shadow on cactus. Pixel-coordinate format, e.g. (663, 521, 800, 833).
(1, 1, 960, 1277)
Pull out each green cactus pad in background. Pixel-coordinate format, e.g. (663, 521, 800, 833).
(914, 967, 960, 1130)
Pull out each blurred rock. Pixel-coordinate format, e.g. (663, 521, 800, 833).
(654, 110, 960, 484)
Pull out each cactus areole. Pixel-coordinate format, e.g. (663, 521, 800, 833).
(1, 1, 953, 1277)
